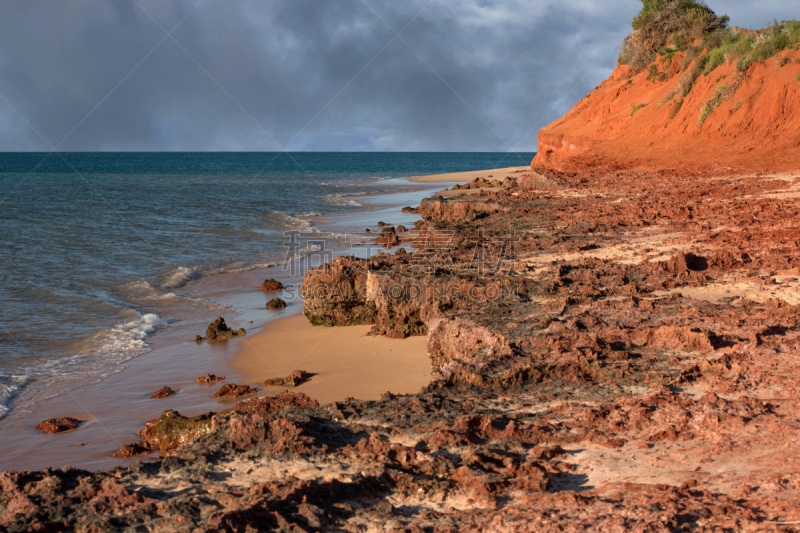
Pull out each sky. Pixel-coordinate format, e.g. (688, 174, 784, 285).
(0, 0, 795, 152)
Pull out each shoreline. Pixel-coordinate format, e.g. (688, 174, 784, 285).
(0, 165, 523, 472)
(6, 164, 800, 528)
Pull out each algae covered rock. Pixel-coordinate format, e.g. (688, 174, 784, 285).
(137, 409, 214, 452)
(204, 316, 245, 340)
(266, 298, 287, 310)
(263, 370, 311, 388)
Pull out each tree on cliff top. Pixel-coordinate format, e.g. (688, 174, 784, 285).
(621, 0, 729, 70)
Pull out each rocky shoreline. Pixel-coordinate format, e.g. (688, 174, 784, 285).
(3, 166, 800, 530)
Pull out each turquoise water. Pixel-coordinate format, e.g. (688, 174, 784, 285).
(0, 152, 534, 418)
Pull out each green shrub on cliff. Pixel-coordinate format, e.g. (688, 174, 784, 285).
(621, 0, 729, 71)
(621, 0, 800, 82)
(631, 0, 722, 32)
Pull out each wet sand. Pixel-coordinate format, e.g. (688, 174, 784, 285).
(233, 314, 431, 405)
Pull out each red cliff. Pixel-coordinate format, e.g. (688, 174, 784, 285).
(533, 48, 800, 174)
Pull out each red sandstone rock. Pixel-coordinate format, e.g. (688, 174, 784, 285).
(35, 417, 81, 434)
(196, 373, 225, 385)
(222, 391, 319, 415)
(258, 278, 283, 291)
(213, 383, 256, 399)
(300, 256, 376, 327)
(112, 441, 153, 458)
(149, 386, 176, 399)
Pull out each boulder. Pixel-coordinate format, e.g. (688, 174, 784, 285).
(266, 298, 287, 310)
(196, 373, 225, 385)
(112, 441, 153, 458)
(259, 278, 284, 291)
(263, 370, 312, 388)
(150, 386, 176, 399)
(203, 316, 246, 340)
(301, 256, 378, 327)
(35, 417, 81, 434)
(213, 383, 257, 399)
(138, 410, 214, 453)
(376, 226, 398, 246)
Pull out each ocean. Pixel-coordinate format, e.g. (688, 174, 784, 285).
(0, 152, 534, 421)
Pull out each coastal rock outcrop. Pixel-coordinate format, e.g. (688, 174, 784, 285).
(375, 226, 398, 246)
(301, 256, 376, 327)
(9, 167, 800, 529)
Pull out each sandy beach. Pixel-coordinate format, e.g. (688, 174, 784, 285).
(407, 166, 529, 183)
(233, 314, 430, 405)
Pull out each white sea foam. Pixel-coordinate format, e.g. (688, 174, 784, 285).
(266, 211, 313, 230)
(0, 375, 30, 419)
(161, 266, 200, 289)
(323, 193, 364, 207)
(125, 280, 153, 290)
(0, 312, 166, 419)
(89, 313, 166, 358)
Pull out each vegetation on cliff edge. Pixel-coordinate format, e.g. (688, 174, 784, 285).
(620, 0, 800, 74)
(619, 1, 800, 125)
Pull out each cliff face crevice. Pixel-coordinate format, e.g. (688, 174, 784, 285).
(533, 49, 800, 174)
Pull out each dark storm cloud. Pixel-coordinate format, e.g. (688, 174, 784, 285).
(0, 1, 792, 152)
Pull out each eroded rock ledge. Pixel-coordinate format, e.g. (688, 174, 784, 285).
(4, 169, 800, 530)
